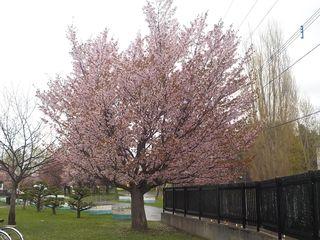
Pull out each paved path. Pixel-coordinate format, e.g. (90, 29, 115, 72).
(145, 206, 162, 221)
(112, 203, 162, 221)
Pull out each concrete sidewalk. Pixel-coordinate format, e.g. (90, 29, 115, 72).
(145, 206, 162, 221)
(112, 202, 162, 221)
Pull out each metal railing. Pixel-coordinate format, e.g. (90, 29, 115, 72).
(163, 170, 320, 240)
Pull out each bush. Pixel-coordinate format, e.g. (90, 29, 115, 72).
(29, 182, 49, 212)
(44, 187, 65, 215)
(68, 187, 92, 218)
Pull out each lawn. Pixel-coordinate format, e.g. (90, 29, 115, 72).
(0, 207, 201, 240)
(84, 192, 120, 203)
(144, 196, 163, 208)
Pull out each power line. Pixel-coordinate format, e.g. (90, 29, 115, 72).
(269, 109, 320, 129)
(223, 0, 235, 20)
(261, 41, 320, 128)
(249, 0, 280, 38)
(304, 7, 320, 31)
(242, 7, 320, 130)
(261, 7, 320, 71)
(273, 7, 320, 58)
(263, 41, 320, 88)
(239, 39, 320, 93)
(238, 0, 259, 29)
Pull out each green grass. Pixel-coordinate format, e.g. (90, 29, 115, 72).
(145, 196, 163, 208)
(84, 192, 119, 203)
(0, 206, 202, 240)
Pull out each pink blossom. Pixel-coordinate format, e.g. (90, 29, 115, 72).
(37, 0, 257, 191)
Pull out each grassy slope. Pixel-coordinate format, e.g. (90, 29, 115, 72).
(144, 196, 163, 208)
(0, 207, 201, 240)
(84, 192, 119, 203)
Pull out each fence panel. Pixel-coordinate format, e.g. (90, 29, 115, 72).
(259, 180, 278, 233)
(174, 188, 185, 213)
(186, 187, 199, 216)
(281, 174, 314, 239)
(163, 170, 320, 240)
(164, 188, 173, 211)
(245, 183, 257, 225)
(201, 186, 219, 219)
(315, 173, 320, 238)
(219, 184, 243, 223)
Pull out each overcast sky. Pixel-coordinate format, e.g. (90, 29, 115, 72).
(0, 0, 319, 109)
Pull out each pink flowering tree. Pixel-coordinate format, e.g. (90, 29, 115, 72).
(37, 0, 256, 230)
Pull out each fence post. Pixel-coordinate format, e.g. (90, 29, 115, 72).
(163, 188, 165, 213)
(309, 171, 319, 240)
(217, 185, 221, 224)
(242, 183, 247, 229)
(256, 182, 261, 232)
(184, 187, 187, 217)
(276, 178, 283, 240)
(172, 187, 175, 215)
(199, 186, 202, 220)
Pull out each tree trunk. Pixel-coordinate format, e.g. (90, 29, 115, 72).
(22, 199, 27, 210)
(36, 198, 41, 212)
(131, 187, 147, 230)
(77, 209, 80, 218)
(93, 186, 98, 194)
(52, 207, 56, 215)
(8, 184, 17, 225)
(155, 186, 160, 199)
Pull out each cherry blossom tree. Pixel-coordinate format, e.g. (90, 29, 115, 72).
(37, 0, 257, 230)
(39, 155, 64, 187)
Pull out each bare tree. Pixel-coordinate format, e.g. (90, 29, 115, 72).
(298, 98, 320, 170)
(248, 23, 304, 180)
(0, 91, 52, 225)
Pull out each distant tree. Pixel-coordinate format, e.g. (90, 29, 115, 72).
(39, 158, 64, 188)
(298, 98, 320, 170)
(19, 188, 32, 210)
(38, 0, 257, 230)
(68, 187, 92, 218)
(45, 187, 64, 215)
(298, 124, 319, 169)
(0, 91, 52, 225)
(30, 182, 49, 212)
(247, 23, 305, 180)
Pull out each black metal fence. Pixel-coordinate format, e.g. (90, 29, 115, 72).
(163, 171, 320, 240)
